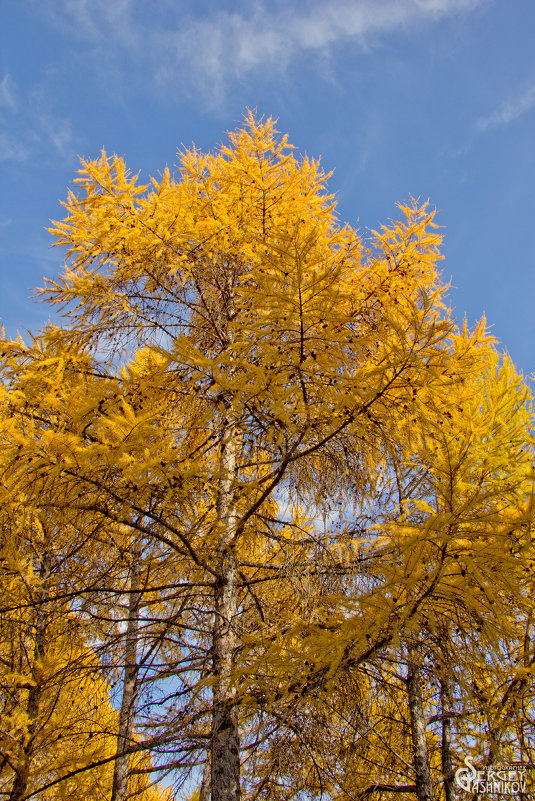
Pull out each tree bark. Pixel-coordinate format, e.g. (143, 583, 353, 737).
(407, 645, 433, 801)
(211, 415, 241, 801)
(440, 677, 454, 801)
(199, 751, 211, 801)
(9, 552, 51, 801)
(111, 548, 142, 801)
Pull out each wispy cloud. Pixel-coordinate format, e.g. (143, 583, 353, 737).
(159, 0, 484, 97)
(28, 86, 74, 158)
(475, 84, 535, 132)
(0, 74, 74, 164)
(0, 74, 28, 162)
(41, 0, 484, 103)
(0, 131, 31, 163)
(0, 74, 17, 111)
(47, 0, 137, 45)
(450, 78, 535, 159)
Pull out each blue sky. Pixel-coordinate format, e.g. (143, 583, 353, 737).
(1, 0, 534, 374)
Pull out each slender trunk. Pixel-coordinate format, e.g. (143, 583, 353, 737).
(211, 416, 241, 801)
(111, 549, 142, 801)
(9, 553, 51, 801)
(199, 751, 211, 801)
(407, 645, 433, 801)
(440, 677, 454, 801)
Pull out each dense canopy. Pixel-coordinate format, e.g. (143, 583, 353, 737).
(1, 115, 533, 801)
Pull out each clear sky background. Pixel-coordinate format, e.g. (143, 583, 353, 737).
(1, 0, 534, 375)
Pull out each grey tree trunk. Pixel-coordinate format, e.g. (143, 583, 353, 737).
(111, 549, 142, 801)
(199, 751, 211, 801)
(440, 677, 454, 801)
(407, 645, 434, 801)
(9, 552, 51, 801)
(211, 415, 241, 801)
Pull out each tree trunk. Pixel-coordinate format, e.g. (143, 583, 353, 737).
(111, 548, 142, 801)
(199, 751, 211, 801)
(9, 553, 51, 801)
(407, 645, 433, 801)
(440, 677, 454, 801)
(211, 416, 241, 801)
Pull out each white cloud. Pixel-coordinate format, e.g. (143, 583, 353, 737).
(39, 114, 74, 157)
(0, 75, 29, 162)
(41, 0, 484, 103)
(157, 0, 483, 92)
(0, 131, 30, 162)
(0, 74, 17, 110)
(475, 84, 535, 132)
(0, 75, 74, 164)
(28, 86, 74, 158)
(48, 0, 137, 45)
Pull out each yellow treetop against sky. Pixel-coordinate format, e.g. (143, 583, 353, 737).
(0, 115, 533, 801)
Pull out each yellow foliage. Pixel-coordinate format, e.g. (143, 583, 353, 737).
(0, 112, 533, 799)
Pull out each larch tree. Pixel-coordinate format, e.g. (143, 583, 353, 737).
(40, 112, 469, 801)
(225, 333, 534, 799)
(0, 113, 533, 800)
(0, 336, 179, 800)
(0, 346, 119, 801)
(0, 495, 118, 800)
